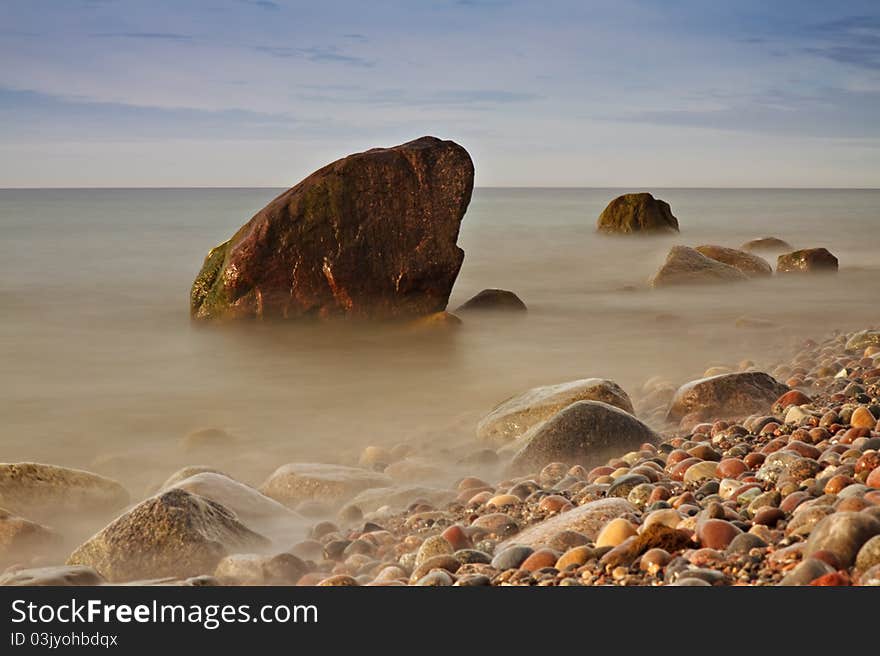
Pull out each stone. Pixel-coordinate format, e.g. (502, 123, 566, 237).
(596, 192, 679, 234)
(0, 508, 61, 565)
(67, 489, 269, 582)
(519, 548, 560, 572)
(317, 574, 359, 586)
(851, 407, 876, 429)
(757, 451, 822, 486)
(168, 472, 301, 535)
(666, 372, 788, 423)
(804, 511, 880, 567)
(259, 463, 391, 508)
(455, 289, 527, 313)
(868, 468, 880, 489)
(415, 570, 454, 586)
(416, 535, 454, 566)
(471, 513, 519, 538)
(0, 565, 104, 586)
(607, 473, 650, 498)
(777, 248, 838, 274)
(491, 545, 534, 570)
(649, 246, 749, 288)
(509, 401, 659, 474)
(0, 462, 129, 522)
(214, 553, 307, 585)
(595, 518, 638, 547)
(183, 428, 235, 452)
(725, 532, 768, 554)
(497, 498, 634, 550)
(855, 535, 880, 572)
(683, 461, 719, 485)
(158, 466, 226, 491)
(846, 330, 880, 352)
(740, 237, 792, 253)
(348, 486, 455, 514)
(477, 378, 634, 445)
(779, 558, 835, 586)
(408, 555, 461, 582)
(694, 245, 772, 277)
(696, 519, 742, 550)
(191, 137, 474, 321)
(556, 546, 596, 570)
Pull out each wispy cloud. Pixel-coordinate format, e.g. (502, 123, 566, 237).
(801, 16, 880, 70)
(254, 45, 374, 67)
(238, 0, 281, 10)
(90, 32, 193, 41)
(297, 86, 540, 108)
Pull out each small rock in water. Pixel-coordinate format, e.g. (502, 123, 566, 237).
(455, 289, 527, 313)
(777, 248, 838, 274)
(694, 245, 772, 277)
(649, 246, 748, 288)
(740, 236, 792, 253)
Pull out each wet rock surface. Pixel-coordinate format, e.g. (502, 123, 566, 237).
(650, 246, 749, 287)
(596, 193, 679, 234)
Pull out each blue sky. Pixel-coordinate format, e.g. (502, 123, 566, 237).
(1, 0, 879, 187)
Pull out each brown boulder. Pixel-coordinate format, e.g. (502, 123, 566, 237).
(596, 193, 679, 234)
(777, 248, 838, 274)
(649, 246, 749, 287)
(666, 372, 788, 424)
(67, 489, 268, 582)
(191, 136, 474, 321)
(477, 378, 634, 446)
(0, 463, 129, 522)
(509, 401, 659, 474)
(695, 245, 772, 277)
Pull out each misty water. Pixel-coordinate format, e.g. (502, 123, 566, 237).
(2, 187, 879, 507)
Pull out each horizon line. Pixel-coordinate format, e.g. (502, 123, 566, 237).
(1, 185, 879, 191)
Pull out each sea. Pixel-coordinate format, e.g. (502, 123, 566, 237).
(2, 187, 878, 496)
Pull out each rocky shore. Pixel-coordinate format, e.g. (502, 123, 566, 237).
(3, 327, 880, 586)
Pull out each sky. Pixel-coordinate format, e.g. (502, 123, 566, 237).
(1, 0, 879, 187)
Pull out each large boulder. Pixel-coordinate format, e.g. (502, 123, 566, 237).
(497, 498, 634, 549)
(67, 489, 268, 582)
(191, 136, 474, 321)
(694, 245, 772, 277)
(740, 237, 792, 253)
(259, 463, 391, 508)
(666, 372, 788, 424)
(166, 472, 302, 537)
(455, 289, 526, 313)
(596, 193, 679, 234)
(777, 248, 838, 274)
(0, 463, 129, 522)
(650, 246, 749, 287)
(477, 378, 634, 446)
(509, 401, 659, 474)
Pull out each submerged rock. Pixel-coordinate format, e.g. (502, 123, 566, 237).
(596, 193, 679, 234)
(166, 472, 301, 535)
(845, 330, 880, 352)
(777, 248, 838, 274)
(0, 565, 104, 587)
(694, 245, 772, 277)
(455, 289, 527, 313)
(666, 372, 788, 424)
(67, 489, 268, 582)
(477, 378, 634, 445)
(740, 236, 792, 253)
(650, 246, 749, 287)
(259, 463, 391, 508)
(0, 508, 61, 565)
(0, 463, 129, 522)
(191, 136, 474, 321)
(509, 401, 659, 474)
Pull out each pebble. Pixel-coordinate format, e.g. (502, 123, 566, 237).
(415, 535, 454, 566)
(471, 513, 519, 537)
(491, 545, 533, 571)
(415, 570, 454, 586)
(519, 548, 561, 572)
(683, 461, 719, 485)
(855, 535, 880, 571)
(607, 474, 650, 498)
(408, 555, 461, 583)
(779, 558, 835, 586)
(850, 406, 876, 429)
(726, 532, 768, 554)
(317, 574, 359, 586)
(697, 519, 742, 550)
(595, 518, 638, 547)
(556, 546, 594, 570)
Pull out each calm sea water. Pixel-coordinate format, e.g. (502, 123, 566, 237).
(2, 188, 878, 494)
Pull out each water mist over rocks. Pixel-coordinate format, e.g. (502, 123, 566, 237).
(3, 177, 880, 585)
